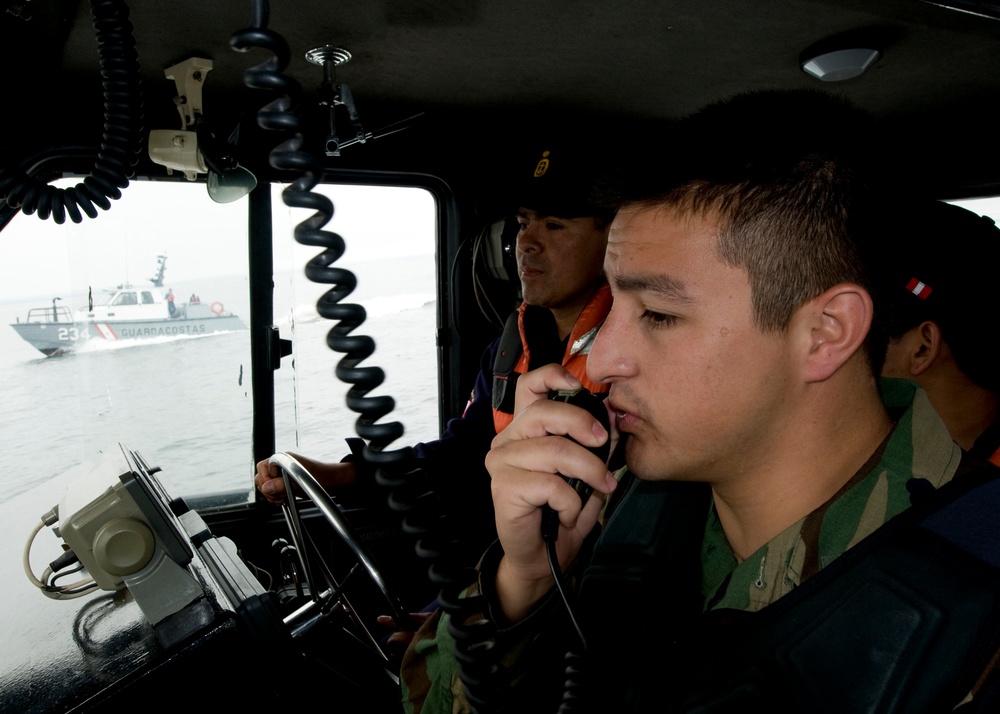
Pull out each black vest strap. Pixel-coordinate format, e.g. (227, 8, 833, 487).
(579, 467, 1000, 713)
(492, 310, 523, 415)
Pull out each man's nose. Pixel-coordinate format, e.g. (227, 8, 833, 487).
(586, 312, 629, 384)
(517, 222, 542, 253)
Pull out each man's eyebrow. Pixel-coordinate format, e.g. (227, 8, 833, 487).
(611, 273, 694, 303)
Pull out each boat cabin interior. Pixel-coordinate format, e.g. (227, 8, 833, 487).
(1, 1, 999, 712)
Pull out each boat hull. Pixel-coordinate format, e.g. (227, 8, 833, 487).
(11, 315, 246, 356)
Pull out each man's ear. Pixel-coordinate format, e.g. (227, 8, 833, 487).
(906, 321, 944, 377)
(796, 283, 873, 383)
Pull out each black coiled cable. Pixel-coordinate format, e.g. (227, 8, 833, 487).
(233, 3, 504, 711)
(231, 0, 414, 475)
(404, 482, 504, 713)
(0, 0, 143, 224)
(556, 648, 588, 713)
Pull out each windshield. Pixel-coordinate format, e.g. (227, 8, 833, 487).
(0, 178, 439, 508)
(269, 182, 440, 474)
(0, 180, 252, 506)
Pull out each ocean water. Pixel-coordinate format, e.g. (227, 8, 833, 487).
(0, 255, 440, 505)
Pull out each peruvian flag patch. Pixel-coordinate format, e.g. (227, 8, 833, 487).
(906, 277, 932, 300)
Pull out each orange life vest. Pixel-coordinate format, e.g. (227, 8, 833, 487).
(492, 283, 612, 433)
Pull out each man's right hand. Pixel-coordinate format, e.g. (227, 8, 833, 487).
(486, 364, 618, 623)
(254, 453, 358, 504)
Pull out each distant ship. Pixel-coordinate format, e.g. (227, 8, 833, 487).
(9, 255, 246, 356)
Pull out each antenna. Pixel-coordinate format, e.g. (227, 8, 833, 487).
(150, 255, 168, 287)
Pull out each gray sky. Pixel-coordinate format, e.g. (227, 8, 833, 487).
(0, 180, 436, 304)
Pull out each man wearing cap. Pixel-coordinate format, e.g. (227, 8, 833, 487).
(254, 146, 615, 557)
(491, 148, 614, 433)
(399, 91, 1000, 714)
(880, 199, 1000, 465)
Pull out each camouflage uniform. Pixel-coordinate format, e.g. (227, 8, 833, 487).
(400, 379, 972, 713)
(704, 378, 962, 613)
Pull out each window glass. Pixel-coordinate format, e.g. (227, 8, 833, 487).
(0, 179, 252, 505)
(270, 183, 440, 464)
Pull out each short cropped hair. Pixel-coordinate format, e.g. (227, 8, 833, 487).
(880, 199, 1000, 392)
(607, 89, 889, 369)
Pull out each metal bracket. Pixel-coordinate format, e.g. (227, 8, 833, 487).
(164, 57, 214, 130)
(305, 46, 370, 156)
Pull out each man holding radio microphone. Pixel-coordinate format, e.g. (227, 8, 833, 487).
(401, 90, 1000, 713)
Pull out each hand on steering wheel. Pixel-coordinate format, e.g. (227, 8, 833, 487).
(268, 453, 414, 669)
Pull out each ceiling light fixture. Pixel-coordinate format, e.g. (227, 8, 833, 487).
(801, 47, 881, 81)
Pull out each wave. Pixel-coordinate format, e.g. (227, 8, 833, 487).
(277, 293, 436, 325)
(364, 293, 436, 317)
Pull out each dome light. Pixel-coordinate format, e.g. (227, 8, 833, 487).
(801, 47, 881, 82)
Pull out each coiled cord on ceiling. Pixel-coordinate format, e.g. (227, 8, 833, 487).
(231, 0, 414, 470)
(0, 0, 142, 224)
(233, 3, 504, 711)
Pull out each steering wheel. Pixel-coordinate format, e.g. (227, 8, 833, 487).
(268, 452, 412, 669)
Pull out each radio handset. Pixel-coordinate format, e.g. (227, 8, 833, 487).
(541, 388, 611, 542)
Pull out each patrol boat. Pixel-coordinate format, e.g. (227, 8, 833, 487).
(9, 255, 245, 356)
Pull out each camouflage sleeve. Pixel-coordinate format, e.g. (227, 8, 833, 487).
(399, 608, 464, 714)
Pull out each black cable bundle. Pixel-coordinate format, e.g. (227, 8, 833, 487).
(0, 0, 143, 223)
